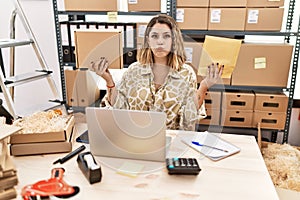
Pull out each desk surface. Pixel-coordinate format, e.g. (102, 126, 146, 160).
(12, 123, 279, 200)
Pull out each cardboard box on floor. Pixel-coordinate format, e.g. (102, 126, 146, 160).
(64, 0, 118, 11)
(177, 0, 209, 7)
(232, 43, 293, 87)
(209, 0, 247, 7)
(208, 8, 246, 31)
(177, 8, 208, 30)
(75, 29, 123, 69)
(245, 8, 284, 31)
(128, 0, 161, 12)
(247, 0, 284, 8)
(65, 69, 100, 107)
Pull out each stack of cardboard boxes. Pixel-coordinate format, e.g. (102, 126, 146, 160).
(199, 91, 289, 130)
(0, 124, 20, 199)
(176, 0, 285, 31)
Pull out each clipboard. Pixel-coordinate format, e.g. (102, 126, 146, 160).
(180, 132, 241, 161)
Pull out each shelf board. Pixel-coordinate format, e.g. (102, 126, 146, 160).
(181, 30, 298, 37)
(57, 10, 163, 16)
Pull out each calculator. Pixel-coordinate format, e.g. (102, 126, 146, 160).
(166, 158, 201, 175)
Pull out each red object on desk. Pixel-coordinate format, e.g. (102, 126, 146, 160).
(21, 168, 79, 200)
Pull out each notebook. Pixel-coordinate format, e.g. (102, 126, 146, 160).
(180, 131, 241, 161)
(86, 107, 167, 162)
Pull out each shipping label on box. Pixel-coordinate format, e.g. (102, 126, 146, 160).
(199, 108, 220, 125)
(222, 92, 255, 110)
(221, 110, 253, 128)
(252, 111, 286, 130)
(75, 29, 123, 69)
(254, 93, 288, 112)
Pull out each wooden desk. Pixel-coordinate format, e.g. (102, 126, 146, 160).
(12, 123, 279, 200)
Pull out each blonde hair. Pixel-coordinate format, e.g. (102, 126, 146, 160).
(137, 14, 186, 71)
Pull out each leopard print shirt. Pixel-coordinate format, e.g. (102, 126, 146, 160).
(104, 62, 206, 131)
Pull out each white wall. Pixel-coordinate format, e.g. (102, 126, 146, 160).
(0, 0, 299, 115)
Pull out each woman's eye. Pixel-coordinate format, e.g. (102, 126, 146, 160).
(163, 34, 171, 39)
(151, 34, 158, 39)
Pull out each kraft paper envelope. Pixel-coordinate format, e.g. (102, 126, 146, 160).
(198, 36, 242, 79)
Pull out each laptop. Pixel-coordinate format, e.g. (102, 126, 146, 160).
(86, 107, 167, 162)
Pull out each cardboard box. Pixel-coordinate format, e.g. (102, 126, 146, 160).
(65, 69, 100, 107)
(177, 0, 209, 7)
(252, 111, 286, 130)
(232, 43, 293, 87)
(208, 8, 246, 31)
(209, 0, 247, 7)
(199, 108, 220, 125)
(254, 93, 288, 112)
(221, 110, 253, 128)
(128, 0, 161, 12)
(204, 91, 221, 109)
(177, 8, 208, 30)
(245, 8, 284, 31)
(222, 92, 255, 110)
(247, 0, 284, 8)
(64, 0, 118, 11)
(75, 29, 123, 69)
(10, 141, 72, 156)
(9, 116, 74, 144)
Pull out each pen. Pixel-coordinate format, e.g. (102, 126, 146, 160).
(191, 141, 229, 153)
(53, 145, 86, 164)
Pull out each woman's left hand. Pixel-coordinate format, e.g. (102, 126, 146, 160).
(201, 63, 224, 89)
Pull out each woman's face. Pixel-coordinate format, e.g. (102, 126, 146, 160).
(147, 23, 172, 60)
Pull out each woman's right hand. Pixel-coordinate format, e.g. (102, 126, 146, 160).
(90, 57, 115, 87)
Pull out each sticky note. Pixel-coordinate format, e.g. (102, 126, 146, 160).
(254, 57, 266, 69)
(107, 12, 118, 22)
(117, 162, 144, 178)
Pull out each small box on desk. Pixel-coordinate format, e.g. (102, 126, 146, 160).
(64, 0, 118, 11)
(221, 110, 253, 128)
(254, 93, 288, 112)
(9, 116, 75, 156)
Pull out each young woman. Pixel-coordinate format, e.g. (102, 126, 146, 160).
(90, 14, 223, 130)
